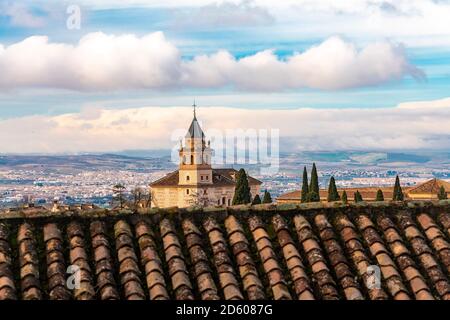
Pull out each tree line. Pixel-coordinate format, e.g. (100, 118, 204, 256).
(112, 165, 448, 209)
(300, 163, 448, 203)
(232, 168, 272, 205)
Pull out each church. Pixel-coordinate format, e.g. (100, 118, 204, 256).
(150, 106, 262, 208)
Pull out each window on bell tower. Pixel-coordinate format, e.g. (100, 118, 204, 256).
(190, 155, 194, 164)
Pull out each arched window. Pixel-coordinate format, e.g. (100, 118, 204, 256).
(190, 155, 194, 164)
(186, 189, 189, 195)
(186, 175, 190, 181)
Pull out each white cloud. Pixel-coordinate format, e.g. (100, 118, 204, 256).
(0, 32, 422, 91)
(0, 97, 449, 154)
(0, 2, 46, 28)
(171, 0, 274, 28)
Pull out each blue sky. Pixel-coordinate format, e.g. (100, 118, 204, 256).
(0, 1, 449, 153)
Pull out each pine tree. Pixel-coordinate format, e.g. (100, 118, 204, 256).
(342, 191, 348, 204)
(438, 186, 448, 200)
(112, 183, 126, 209)
(327, 176, 340, 202)
(375, 189, 384, 201)
(308, 163, 320, 202)
(354, 190, 363, 203)
(393, 175, 404, 201)
(252, 194, 262, 205)
(232, 168, 251, 205)
(262, 190, 272, 204)
(307, 191, 319, 202)
(301, 166, 309, 203)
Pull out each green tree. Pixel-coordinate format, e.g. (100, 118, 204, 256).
(262, 190, 272, 204)
(327, 176, 340, 202)
(438, 186, 448, 200)
(232, 168, 252, 205)
(252, 194, 262, 205)
(308, 163, 320, 202)
(393, 175, 404, 201)
(375, 189, 385, 201)
(342, 191, 348, 204)
(112, 183, 126, 209)
(354, 190, 363, 203)
(301, 166, 309, 203)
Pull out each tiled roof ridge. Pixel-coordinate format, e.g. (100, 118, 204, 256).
(1, 200, 449, 221)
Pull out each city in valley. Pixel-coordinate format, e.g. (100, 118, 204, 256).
(0, 151, 448, 208)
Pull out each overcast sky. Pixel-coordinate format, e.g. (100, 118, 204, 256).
(0, 0, 450, 153)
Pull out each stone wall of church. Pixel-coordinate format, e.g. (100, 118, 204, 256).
(150, 187, 178, 208)
(152, 184, 261, 208)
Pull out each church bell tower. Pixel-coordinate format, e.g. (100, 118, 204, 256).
(178, 102, 213, 186)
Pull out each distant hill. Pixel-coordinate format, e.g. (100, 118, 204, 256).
(0, 153, 175, 172)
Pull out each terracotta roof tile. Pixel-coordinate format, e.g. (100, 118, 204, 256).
(294, 215, 340, 300)
(0, 202, 449, 300)
(182, 219, 219, 300)
(314, 214, 363, 300)
(224, 215, 265, 300)
(66, 221, 95, 300)
(392, 213, 450, 299)
(437, 212, 450, 238)
(43, 223, 71, 300)
(160, 218, 194, 300)
(89, 221, 119, 300)
(333, 214, 389, 300)
(203, 217, 243, 300)
(248, 216, 292, 300)
(18, 223, 42, 300)
(0, 223, 16, 301)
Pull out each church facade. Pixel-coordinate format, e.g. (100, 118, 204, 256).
(150, 108, 262, 208)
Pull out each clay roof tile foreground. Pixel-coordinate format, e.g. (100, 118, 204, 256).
(0, 200, 449, 300)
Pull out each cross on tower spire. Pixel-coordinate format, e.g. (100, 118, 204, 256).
(192, 99, 197, 119)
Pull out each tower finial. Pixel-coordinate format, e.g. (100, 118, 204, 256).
(192, 99, 197, 119)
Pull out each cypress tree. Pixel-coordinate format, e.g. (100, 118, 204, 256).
(375, 189, 384, 201)
(354, 190, 363, 203)
(342, 191, 348, 204)
(232, 168, 251, 205)
(438, 186, 448, 200)
(252, 194, 262, 205)
(327, 176, 340, 202)
(308, 163, 320, 202)
(393, 175, 404, 201)
(262, 190, 272, 204)
(301, 166, 309, 203)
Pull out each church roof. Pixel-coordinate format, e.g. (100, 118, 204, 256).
(185, 115, 205, 139)
(408, 178, 450, 194)
(150, 168, 262, 187)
